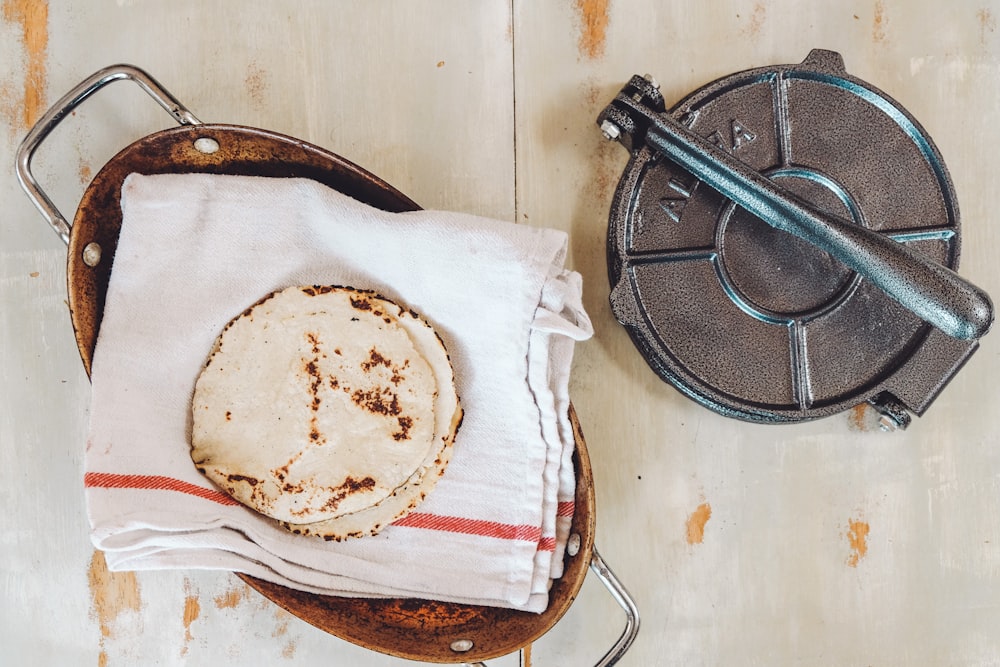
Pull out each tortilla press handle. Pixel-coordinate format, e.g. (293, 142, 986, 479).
(598, 75, 994, 341)
(15, 64, 202, 245)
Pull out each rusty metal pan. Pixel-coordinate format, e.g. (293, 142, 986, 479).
(17, 65, 638, 666)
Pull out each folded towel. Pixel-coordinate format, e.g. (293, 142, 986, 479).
(84, 173, 592, 612)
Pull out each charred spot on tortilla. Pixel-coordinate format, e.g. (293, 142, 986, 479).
(362, 347, 390, 371)
(395, 416, 414, 441)
(190, 285, 462, 539)
(227, 473, 259, 486)
(350, 296, 373, 310)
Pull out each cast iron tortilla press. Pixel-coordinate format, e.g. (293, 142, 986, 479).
(598, 49, 993, 429)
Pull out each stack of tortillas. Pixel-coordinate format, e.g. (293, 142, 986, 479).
(191, 285, 462, 540)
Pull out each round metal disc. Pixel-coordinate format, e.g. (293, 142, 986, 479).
(608, 50, 968, 423)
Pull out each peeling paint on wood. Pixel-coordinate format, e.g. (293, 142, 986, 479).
(214, 582, 252, 609)
(686, 503, 712, 545)
(846, 518, 870, 567)
(740, 3, 767, 37)
(872, 1, 888, 43)
(847, 403, 875, 432)
(79, 158, 92, 185)
(270, 607, 300, 659)
(87, 550, 142, 666)
(245, 61, 268, 106)
(573, 0, 609, 60)
(271, 608, 290, 637)
(979, 8, 996, 45)
(1, 0, 48, 130)
(181, 578, 201, 656)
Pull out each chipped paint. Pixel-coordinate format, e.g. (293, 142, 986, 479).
(245, 61, 268, 105)
(979, 8, 996, 45)
(272, 608, 290, 638)
(79, 158, 92, 185)
(87, 550, 142, 665)
(1, 0, 48, 130)
(847, 403, 874, 431)
(210, 581, 310, 658)
(181, 578, 200, 656)
(740, 3, 767, 37)
(0, 81, 20, 138)
(686, 502, 712, 545)
(872, 1, 887, 43)
(573, 0, 610, 60)
(214, 582, 251, 609)
(846, 518, 870, 567)
(848, 404, 866, 431)
(269, 607, 301, 658)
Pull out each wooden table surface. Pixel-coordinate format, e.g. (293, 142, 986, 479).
(3, 1, 1000, 665)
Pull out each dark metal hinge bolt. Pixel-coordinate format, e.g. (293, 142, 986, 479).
(600, 119, 622, 141)
(869, 392, 912, 431)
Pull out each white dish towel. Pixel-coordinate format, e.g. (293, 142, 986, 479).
(84, 173, 592, 613)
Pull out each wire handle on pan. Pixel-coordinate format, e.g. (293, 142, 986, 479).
(15, 64, 202, 245)
(464, 546, 639, 667)
(589, 546, 640, 666)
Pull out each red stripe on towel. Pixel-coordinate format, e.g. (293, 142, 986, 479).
(391, 512, 542, 543)
(557, 501, 575, 517)
(84, 472, 557, 547)
(537, 537, 556, 552)
(84, 472, 240, 506)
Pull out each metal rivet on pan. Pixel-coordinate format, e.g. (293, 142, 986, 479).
(449, 639, 474, 653)
(193, 137, 220, 154)
(82, 242, 102, 267)
(567, 533, 582, 557)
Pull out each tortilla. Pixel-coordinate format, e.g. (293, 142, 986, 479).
(191, 285, 461, 532)
(281, 305, 464, 540)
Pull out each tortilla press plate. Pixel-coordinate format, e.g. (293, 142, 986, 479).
(17, 66, 638, 665)
(599, 49, 993, 428)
